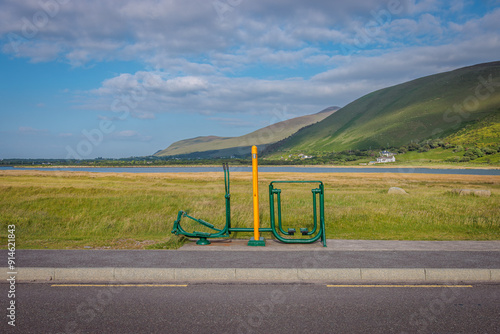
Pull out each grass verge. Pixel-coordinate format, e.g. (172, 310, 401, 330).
(0, 170, 498, 249)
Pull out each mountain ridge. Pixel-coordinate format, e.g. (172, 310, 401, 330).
(154, 61, 500, 159)
(268, 61, 500, 154)
(154, 106, 340, 158)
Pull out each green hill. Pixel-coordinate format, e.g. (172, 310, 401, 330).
(269, 61, 500, 154)
(154, 107, 339, 158)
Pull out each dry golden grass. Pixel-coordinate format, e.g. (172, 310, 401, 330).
(0, 170, 498, 249)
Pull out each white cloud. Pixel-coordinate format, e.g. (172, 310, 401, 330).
(163, 76, 209, 95)
(0, 1, 496, 72)
(448, 7, 500, 37)
(406, 0, 441, 15)
(84, 25, 499, 125)
(259, 48, 318, 65)
(449, 0, 466, 13)
(313, 35, 500, 85)
(85, 70, 367, 120)
(0, 0, 445, 68)
(2, 0, 500, 127)
(293, 26, 348, 44)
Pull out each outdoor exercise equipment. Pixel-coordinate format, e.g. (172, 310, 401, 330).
(171, 146, 327, 247)
(269, 180, 326, 246)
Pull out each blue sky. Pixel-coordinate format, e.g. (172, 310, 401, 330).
(1, 0, 499, 159)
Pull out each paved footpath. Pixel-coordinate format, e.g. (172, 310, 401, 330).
(3, 240, 500, 284)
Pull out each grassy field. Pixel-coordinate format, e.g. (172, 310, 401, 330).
(0, 170, 499, 249)
(395, 148, 500, 166)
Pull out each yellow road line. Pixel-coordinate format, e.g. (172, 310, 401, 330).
(327, 284, 473, 288)
(51, 284, 188, 287)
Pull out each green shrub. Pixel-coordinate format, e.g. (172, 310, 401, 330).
(473, 148, 484, 158)
(482, 147, 497, 155)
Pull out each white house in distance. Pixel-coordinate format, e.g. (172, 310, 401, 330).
(376, 150, 396, 163)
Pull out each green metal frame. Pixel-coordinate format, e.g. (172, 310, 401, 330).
(171, 163, 232, 245)
(171, 164, 327, 246)
(269, 181, 327, 247)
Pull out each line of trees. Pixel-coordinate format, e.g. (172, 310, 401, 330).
(2, 139, 498, 167)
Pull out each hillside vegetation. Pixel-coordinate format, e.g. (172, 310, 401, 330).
(446, 112, 500, 148)
(270, 62, 500, 154)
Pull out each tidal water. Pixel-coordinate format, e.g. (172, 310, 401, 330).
(1, 166, 499, 175)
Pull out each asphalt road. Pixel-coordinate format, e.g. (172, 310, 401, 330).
(3, 283, 499, 333)
(7, 249, 500, 269)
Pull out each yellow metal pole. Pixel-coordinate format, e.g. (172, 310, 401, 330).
(248, 145, 265, 246)
(252, 145, 260, 241)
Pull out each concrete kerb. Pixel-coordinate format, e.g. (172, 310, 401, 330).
(425, 268, 492, 282)
(362, 268, 425, 282)
(55, 268, 115, 282)
(5, 268, 500, 283)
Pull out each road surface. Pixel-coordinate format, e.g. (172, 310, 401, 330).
(3, 282, 499, 333)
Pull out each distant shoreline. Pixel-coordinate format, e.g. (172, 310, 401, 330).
(4, 164, 500, 170)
